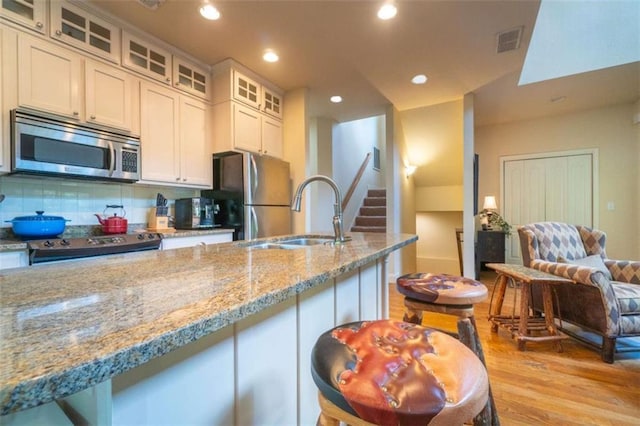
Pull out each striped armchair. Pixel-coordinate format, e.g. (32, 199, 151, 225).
(518, 222, 640, 363)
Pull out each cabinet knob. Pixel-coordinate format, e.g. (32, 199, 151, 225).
(36, 22, 43, 29)
(55, 29, 62, 37)
(73, 111, 79, 116)
(165, 78, 171, 83)
(90, 115, 96, 120)
(182, 178, 187, 182)
(176, 177, 181, 181)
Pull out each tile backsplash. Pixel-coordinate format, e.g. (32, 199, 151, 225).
(0, 175, 200, 230)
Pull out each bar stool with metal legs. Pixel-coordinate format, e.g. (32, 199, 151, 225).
(396, 272, 499, 425)
(311, 319, 489, 426)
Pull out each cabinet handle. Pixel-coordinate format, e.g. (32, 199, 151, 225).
(165, 78, 171, 83)
(182, 178, 187, 182)
(36, 22, 43, 29)
(90, 115, 96, 120)
(176, 177, 181, 181)
(73, 111, 79, 116)
(55, 29, 62, 37)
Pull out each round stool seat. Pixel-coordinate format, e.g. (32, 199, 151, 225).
(396, 273, 488, 305)
(311, 319, 489, 425)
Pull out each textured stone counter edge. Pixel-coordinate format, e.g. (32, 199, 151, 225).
(1, 235, 417, 415)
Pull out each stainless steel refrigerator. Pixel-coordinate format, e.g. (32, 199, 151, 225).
(203, 152, 291, 240)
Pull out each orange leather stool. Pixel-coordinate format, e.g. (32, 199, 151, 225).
(311, 320, 489, 426)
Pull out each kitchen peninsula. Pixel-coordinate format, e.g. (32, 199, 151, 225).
(0, 232, 416, 425)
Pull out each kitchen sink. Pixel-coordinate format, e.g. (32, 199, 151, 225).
(277, 237, 334, 246)
(245, 236, 336, 250)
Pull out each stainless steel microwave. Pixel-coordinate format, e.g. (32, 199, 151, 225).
(11, 109, 140, 183)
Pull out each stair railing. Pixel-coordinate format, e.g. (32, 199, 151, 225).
(342, 152, 372, 210)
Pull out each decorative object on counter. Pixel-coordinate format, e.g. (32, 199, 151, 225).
(5, 211, 70, 240)
(478, 196, 511, 234)
(95, 205, 128, 234)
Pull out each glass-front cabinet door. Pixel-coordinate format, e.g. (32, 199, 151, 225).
(173, 57, 209, 100)
(0, 0, 46, 34)
(123, 31, 172, 85)
(49, 0, 120, 63)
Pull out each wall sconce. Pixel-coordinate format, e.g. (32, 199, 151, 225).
(405, 165, 417, 178)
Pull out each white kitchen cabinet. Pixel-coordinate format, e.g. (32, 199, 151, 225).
(139, 81, 212, 188)
(232, 70, 260, 109)
(212, 101, 283, 158)
(85, 59, 138, 133)
(0, 0, 46, 34)
(49, 0, 120, 64)
(18, 34, 139, 132)
(160, 232, 233, 250)
(122, 31, 172, 85)
(0, 250, 29, 270)
(211, 60, 284, 157)
(173, 56, 209, 100)
(18, 33, 82, 118)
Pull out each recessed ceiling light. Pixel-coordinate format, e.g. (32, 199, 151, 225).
(199, 3, 220, 20)
(377, 2, 397, 20)
(263, 50, 279, 63)
(411, 74, 428, 84)
(330, 96, 343, 103)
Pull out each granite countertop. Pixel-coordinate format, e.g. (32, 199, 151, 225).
(0, 232, 417, 415)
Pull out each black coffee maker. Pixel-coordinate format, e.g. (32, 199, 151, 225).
(212, 197, 243, 240)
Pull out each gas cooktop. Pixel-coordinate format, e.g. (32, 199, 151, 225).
(27, 232, 162, 264)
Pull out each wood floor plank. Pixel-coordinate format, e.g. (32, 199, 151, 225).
(388, 271, 640, 425)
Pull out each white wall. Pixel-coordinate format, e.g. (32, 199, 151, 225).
(416, 211, 463, 274)
(332, 115, 385, 230)
(476, 102, 639, 259)
(0, 175, 198, 229)
(283, 88, 309, 235)
(387, 106, 417, 280)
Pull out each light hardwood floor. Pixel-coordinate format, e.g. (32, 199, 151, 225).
(388, 271, 640, 426)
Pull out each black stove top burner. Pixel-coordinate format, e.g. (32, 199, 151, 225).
(27, 232, 162, 264)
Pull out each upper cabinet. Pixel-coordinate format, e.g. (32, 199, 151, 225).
(49, 0, 120, 64)
(123, 31, 210, 100)
(139, 81, 211, 188)
(173, 56, 210, 99)
(211, 60, 284, 157)
(17, 33, 138, 133)
(122, 31, 172, 85)
(0, 0, 46, 34)
(215, 66, 283, 120)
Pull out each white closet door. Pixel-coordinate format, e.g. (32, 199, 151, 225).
(502, 152, 594, 264)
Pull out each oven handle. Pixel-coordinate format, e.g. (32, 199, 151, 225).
(108, 141, 115, 177)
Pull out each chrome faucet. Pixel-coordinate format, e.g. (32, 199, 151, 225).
(291, 175, 351, 244)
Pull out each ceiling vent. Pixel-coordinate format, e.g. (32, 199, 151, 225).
(496, 26, 523, 53)
(137, 0, 165, 10)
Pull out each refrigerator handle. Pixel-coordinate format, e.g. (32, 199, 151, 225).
(250, 206, 258, 239)
(250, 155, 258, 196)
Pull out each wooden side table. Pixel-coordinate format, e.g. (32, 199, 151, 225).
(486, 263, 571, 352)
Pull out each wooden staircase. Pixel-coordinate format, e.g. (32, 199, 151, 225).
(351, 189, 386, 233)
